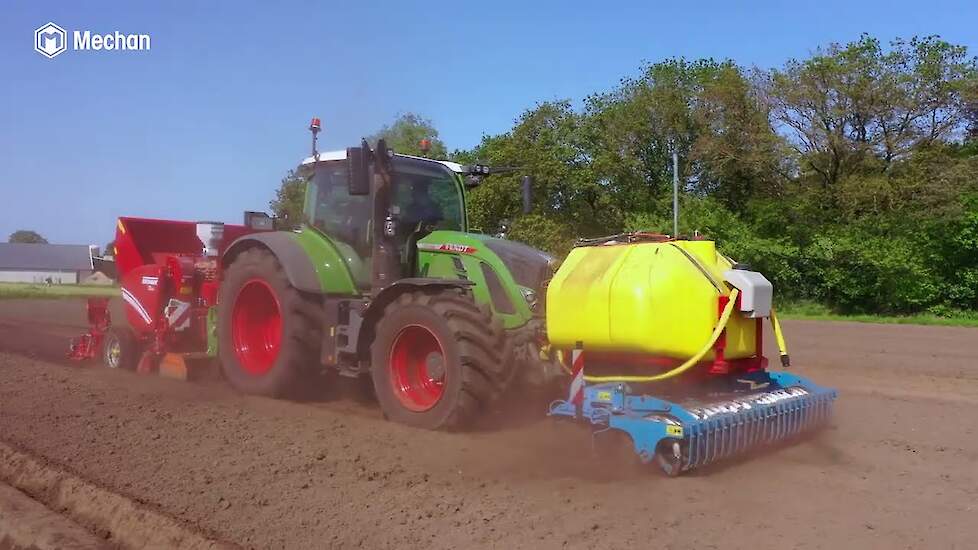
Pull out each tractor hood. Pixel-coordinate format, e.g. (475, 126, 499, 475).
(416, 231, 556, 293)
(471, 234, 556, 293)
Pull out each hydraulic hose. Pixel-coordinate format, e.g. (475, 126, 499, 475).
(769, 306, 790, 367)
(583, 288, 740, 383)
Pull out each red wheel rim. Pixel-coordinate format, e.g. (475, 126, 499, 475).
(389, 325, 446, 411)
(231, 279, 282, 376)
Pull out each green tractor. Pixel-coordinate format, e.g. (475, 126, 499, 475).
(218, 120, 559, 429)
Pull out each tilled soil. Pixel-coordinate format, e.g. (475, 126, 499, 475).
(0, 299, 976, 549)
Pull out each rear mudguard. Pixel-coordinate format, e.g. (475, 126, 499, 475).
(223, 230, 363, 295)
(223, 232, 322, 293)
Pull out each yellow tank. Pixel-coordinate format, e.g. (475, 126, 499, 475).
(546, 240, 757, 360)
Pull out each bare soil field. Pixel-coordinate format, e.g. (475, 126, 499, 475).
(0, 299, 976, 549)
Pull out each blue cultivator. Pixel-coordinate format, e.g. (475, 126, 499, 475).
(549, 371, 837, 475)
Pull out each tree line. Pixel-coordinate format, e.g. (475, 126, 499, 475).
(274, 35, 978, 315)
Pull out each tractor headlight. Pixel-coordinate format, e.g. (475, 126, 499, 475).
(520, 287, 538, 310)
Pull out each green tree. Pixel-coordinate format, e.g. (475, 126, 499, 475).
(582, 59, 786, 215)
(367, 113, 447, 158)
(763, 35, 977, 192)
(269, 170, 306, 229)
(463, 101, 602, 243)
(8, 230, 48, 244)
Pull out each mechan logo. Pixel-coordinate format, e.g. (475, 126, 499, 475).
(34, 22, 67, 59)
(34, 22, 151, 59)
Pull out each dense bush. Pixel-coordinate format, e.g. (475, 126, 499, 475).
(453, 35, 978, 315)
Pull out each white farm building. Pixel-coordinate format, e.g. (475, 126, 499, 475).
(0, 243, 96, 284)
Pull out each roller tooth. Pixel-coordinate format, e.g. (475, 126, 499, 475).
(713, 420, 722, 464)
(701, 423, 709, 467)
(780, 402, 788, 439)
(752, 412, 758, 449)
(799, 400, 805, 433)
(760, 409, 768, 444)
(709, 421, 717, 466)
(697, 424, 705, 468)
(696, 423, 703, 468)
(716, 419, 724, 462)
(726, 419, 732, 459)
(796, 401, 802, 433)
(779, 402, 787, 440)
(806, 399, 818, 434)
(743, 412, 752, 450)
(723, 417, 737, 464)
(785, 403, 798, 437)
(756, 409, 765, 446)
(798, 398, 811, 432)
(787, 402, 794, 437)
(733, 415, 744, 454)
(732, 417, 740, 458)
(740, 414, 750, 452)
(741, 414, 750, 454)
(784, 403, 798, 438)
(713, 419, 721, 464)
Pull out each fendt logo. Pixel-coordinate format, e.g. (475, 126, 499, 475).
(34, 22, 67, 59)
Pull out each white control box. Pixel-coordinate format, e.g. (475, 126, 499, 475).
(722, 269, 773, 318)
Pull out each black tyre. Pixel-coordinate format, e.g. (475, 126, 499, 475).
(370, 289, 506, 430)
(102, 326, 139, 370)
(218, 247, 321, 397)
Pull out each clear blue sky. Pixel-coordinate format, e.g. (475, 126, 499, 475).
(2, 0, 976, 246)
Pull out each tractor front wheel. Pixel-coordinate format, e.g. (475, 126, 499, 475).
(370, 289, 505, 430)
(218, 247, 321, 397)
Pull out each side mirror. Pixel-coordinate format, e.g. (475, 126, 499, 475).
(521, 175, 533, 214)
(347, 145, 371, 196)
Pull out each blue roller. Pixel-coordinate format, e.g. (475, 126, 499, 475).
(548, 371, 837, 475)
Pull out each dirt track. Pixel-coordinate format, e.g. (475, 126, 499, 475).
(0, 299, 976, 549)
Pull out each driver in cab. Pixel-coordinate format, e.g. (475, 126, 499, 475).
(399, 180, 442, 229)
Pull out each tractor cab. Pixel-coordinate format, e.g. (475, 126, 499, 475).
(298, 148, 475, 290)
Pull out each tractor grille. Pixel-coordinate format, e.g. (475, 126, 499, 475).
(682, 389, 835, 471)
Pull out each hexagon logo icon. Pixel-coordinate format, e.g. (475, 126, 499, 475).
(35, 22, 67, 58)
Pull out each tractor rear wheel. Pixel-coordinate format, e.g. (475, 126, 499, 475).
(218, 247, 321, 397)
(370, 289, 505, 430)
